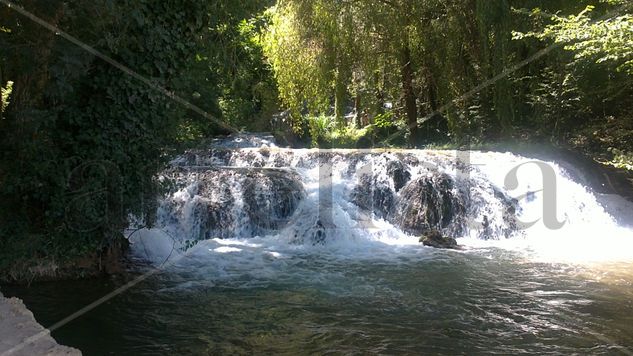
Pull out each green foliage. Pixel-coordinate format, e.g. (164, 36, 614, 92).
(515, 4, 633, 73)
(0, 0, 267, 277)
(304, 114, 374, 148)
(263, 2, 333, 125)
(374, 112, 396, 129)
(262, 0, 530, 142)
(0, 80, 11, 118)
(510, 0, 633, 140)
(525, 66, 586, 135)
(607, 147, 633, 170)
(328, 124, 372, 148)
(263, 0, 632, 146)
(210, 11, 278, 130)
(306, 114, 334, 146)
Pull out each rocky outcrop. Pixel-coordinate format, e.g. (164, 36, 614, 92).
(350, 158, 412, 219)
(419, 229, 458, 249)
(386, 160, 411, 192)
(391, 173, 467, 238)
(351, 173, 395, 219)
(242, 169, 305, 234)
(0, 292, 81, 355)
(349, 157, 521, 241)
(160, 168, 305, 239)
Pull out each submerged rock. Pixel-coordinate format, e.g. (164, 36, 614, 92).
(419, 229, 458, 249)
(311, 220, 327, 245)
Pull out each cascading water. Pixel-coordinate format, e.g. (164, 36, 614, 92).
(131, 134, 633, 265)
(11, 134, 633, 354)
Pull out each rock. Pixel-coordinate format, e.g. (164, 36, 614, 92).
(311, 220, 327, 245)
(350, 158, 412, 218)
(160, 168, 305, 239)
(490, 187, 520, 239)
(391, 173, 466, 237)
(479, 215, 493, 240)
(351, 173, 395, 219)
(0, 291, 82, 355)
(419, 229, 458, 249)
(386, 160, 411, 192)
(243, 170, 305, 234)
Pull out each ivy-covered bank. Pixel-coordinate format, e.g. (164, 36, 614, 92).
(0, 0, 273, 282)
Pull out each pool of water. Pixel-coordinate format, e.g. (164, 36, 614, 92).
(5, 244, 633, 355)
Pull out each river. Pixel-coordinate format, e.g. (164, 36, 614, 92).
(5, 135, 633, 355)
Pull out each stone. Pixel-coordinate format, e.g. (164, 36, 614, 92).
(391, 173, 466, 237)
(160, 168, 305, 239)
(0, 291, 82, 355)
(311, 220, 327, 245)
(419, 229, 458, 249)
(351, 173, 395, 219)
(386, 160, 411, 192)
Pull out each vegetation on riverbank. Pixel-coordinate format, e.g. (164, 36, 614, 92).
(0, 0, 631, 282)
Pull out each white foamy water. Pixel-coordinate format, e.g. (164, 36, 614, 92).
(130, 138, 633, 271)
(465, 151, 633, 263)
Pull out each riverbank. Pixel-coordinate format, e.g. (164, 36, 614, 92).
(0, 291, 81, 355)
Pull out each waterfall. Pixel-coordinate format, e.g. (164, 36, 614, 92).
(129, 134, 633, 265)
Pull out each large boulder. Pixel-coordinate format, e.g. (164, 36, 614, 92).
(391, 173, 466, 237)
(350, 157, 411, 218)
(242, 169, 305, 234)
(419, 229, 458, 249)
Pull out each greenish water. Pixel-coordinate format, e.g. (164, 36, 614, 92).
(5, 246, 633, 355)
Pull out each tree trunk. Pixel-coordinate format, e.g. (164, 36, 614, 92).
(427, 71, 439, 112)
(400, 45, 419, 146)
(353, 93, 361, 128)
(334, 58, 350, 127)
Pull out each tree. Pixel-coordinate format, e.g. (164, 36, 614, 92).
(0, 0, 268, 279)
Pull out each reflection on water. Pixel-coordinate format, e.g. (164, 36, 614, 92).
(5, 246, 633, 355)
